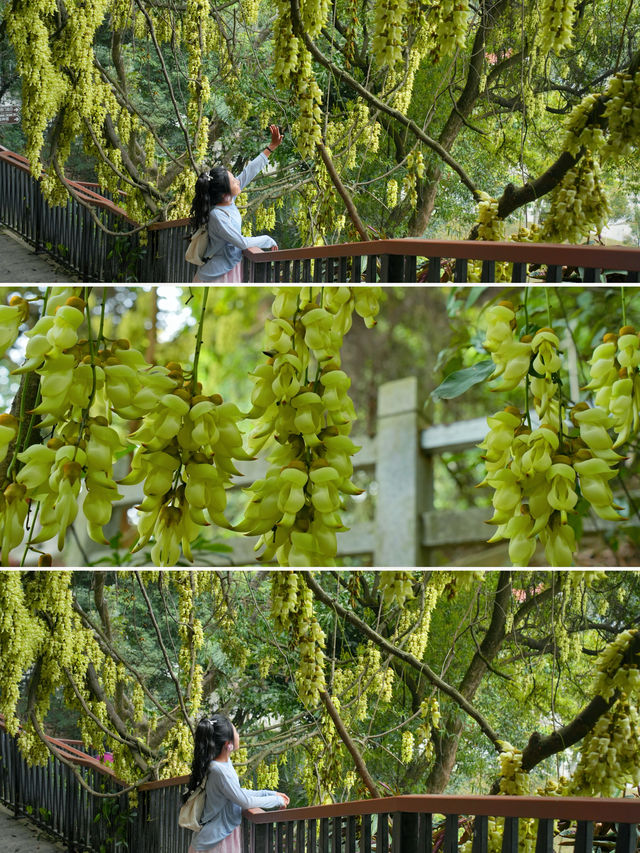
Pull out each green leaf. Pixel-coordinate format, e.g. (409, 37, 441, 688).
(431, 359, 495, 400)
(465, 287, 486, 310)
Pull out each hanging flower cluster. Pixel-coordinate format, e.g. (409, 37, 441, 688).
(570, 629, 640, 796)
(541, 152, 610, 244)
(271, 570, 326, 705)
(0, 289, 248, 567)
(272, 0, 325, 158)
(476, 193, 505, 241)
(537, 0, 577, 54)
(478, 301, 635, 567)
(238, 286, 381, 566)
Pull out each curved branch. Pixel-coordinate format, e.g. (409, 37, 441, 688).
(50, 156, 160, 237)
(320, 691, 380, 797)
(134, 571, 193, 733)
(287, 0, 479, 199)
(469, 47, 640, 236)
(301, 572, 502, 752)
(317, 143, 370, 240)
(132, 0, 198, 172)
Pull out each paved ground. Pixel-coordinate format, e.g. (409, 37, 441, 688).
(0, 803, 66, 852)
(0, 228, 79, 283)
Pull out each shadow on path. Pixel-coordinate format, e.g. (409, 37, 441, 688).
(0, 803, 65, 852)
(0, 228, 80, 283)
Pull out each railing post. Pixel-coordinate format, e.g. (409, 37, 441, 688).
(380, 254, 404, 282)
(392, 812, 419, 853)
(374, 377, 432, 566)
(250, 820, 270, 853)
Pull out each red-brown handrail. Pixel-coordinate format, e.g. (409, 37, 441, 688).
(245, 793, 640, 823)
(244, 240, 640, 269)
(0, 145, 135, 223)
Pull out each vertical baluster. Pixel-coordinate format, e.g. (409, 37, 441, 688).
(278, 819, 285, 853)
(501, 817, 518, 853)
(332, 816, 342, 853)
(282, 260, 292, 282)
(295, 820, 306, 853)
(293, 259, 301, 282)
(574, 821, 593, 853)
(405, 255, 417, 283)
(443, 814, 459, 853)
(582, 267, 597, 282)
(308, 819, 317, 853)
(326, 257, 336, 282)
(454, 258, 469, 282)
(614, 822, 636, 853)
(380, 254, 404, 282)
(378, 814, 389, 853)
(255, 821, 271, 853)
(481, 260, 496, 282)
(419, 813, 432, 853)
(361, 814, 372, 853)
(313, 257, 324, 283)
(545, 265, 562, 282)
(471, 815, 488, 853)
(427, 258, 441, 282)
(346, 816, 356, 853)
(339, 256, 348, 281)
(274, 261, 281, 282)
(510, 262, 526, 282)
(351, 255, 362, 283)
(303, 259, 312, 281)
(320, 817, 330, 853)
(365, 255, 377, 282)
(625, 270, 639, 283)
(394, 813, 419, 853)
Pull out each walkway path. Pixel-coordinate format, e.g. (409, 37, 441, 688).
(0, 228, 79, 283)
(0, 803, 65, 852)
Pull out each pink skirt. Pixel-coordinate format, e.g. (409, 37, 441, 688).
(192, 261, 243, 283)
(189, 824, 242, 853)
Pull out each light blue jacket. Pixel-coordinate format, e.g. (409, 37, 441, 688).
(190, 759, 284, 850)
(198, 153, 276, 281)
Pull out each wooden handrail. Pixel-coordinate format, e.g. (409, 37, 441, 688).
(243, 240, 640, 269)
(244, 793, 640, 823)
(0, 715, 119, 780)
(0, 145, 135, 223)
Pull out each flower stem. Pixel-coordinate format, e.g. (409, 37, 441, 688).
(545, 288, 552, 327)
(191, 288, 210, 394)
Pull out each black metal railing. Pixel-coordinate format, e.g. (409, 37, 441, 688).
(1, 721, 638, 853)
(244, 796, 639, 853)
(2, 145, 640, 284)
(0, 147, 143, 282)
(0, 725, 132, 852)
(242, 240, 640, 284)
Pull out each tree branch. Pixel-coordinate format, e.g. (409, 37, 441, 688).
(320, 691, 380, 797)
(287, 0, 479, 199)
(489, 629, 640, 792)
(302, 572, 502, 752)
(317, 143, 370, 240)
(134, 571, 193, 733)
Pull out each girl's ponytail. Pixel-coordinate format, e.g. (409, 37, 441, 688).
(183, 713, 235, 801)
(190, 167, 232, 230)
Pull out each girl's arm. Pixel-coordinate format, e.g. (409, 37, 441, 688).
(212, 767, 285, 810)
(238, 125, 283, 190)
(210, 209, 276, 251)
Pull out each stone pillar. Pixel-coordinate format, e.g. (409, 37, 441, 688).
(374, 376, 432, 566)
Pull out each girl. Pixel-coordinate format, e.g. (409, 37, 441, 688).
(190, 126, 283, 283)
(184, 714, 289, 853)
